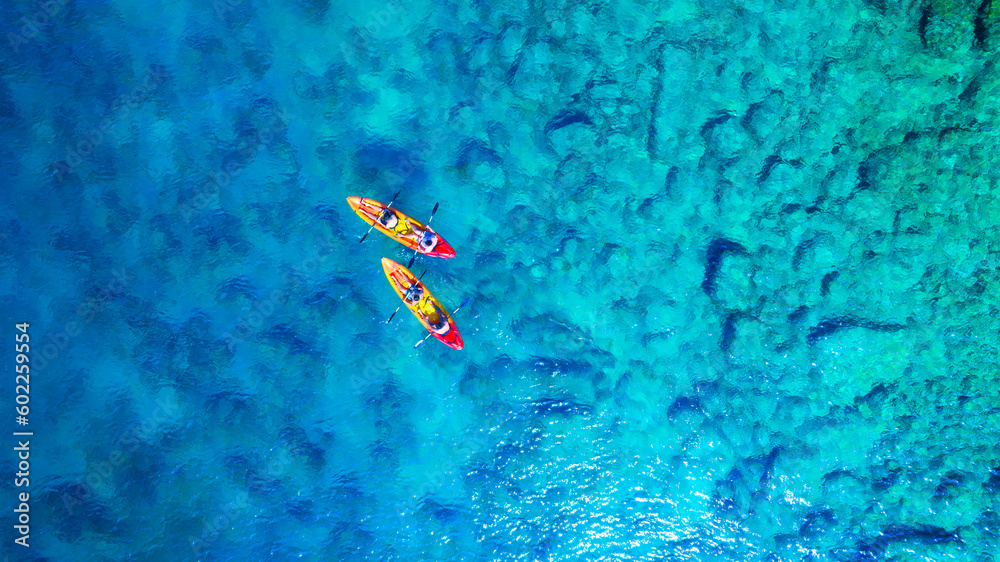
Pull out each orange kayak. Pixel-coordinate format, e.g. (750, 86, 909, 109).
(347, 196, 456, 258)
(381, 258, 463, 350)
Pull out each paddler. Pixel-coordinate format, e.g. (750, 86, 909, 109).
(377, 208, 399, 229)
(418, 301, 451, 335)
(373, 206, 438, 252)
(403, 283, 424, 304)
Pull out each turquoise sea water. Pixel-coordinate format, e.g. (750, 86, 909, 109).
(2, 0, 1000, 560)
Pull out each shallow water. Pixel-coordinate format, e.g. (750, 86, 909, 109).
(1, 0, 999, 560)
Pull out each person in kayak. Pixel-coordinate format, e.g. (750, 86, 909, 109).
(395, 221, 438, 253)
(419, 301, 451, 335)
(403, 282, 424, 304)
(367, 203, 439, 253)
(377, 208, 399, 229)
(416, 229, 439, 253)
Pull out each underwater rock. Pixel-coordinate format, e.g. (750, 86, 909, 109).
(806, 316, 906, 344)
(983, 465, 1000, 492)
(853, 524, 959, 561)
(821, 270, 840, 296)
(702, 238, 748, 298)
(719, 313, 739, 351)
(544, 109, 593, 136)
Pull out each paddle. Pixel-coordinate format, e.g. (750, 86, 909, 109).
(414, 297, 472, 349)
(406, 202, 439, 268)
(359, 189, 401, 243)
(385, 269, 428, 324)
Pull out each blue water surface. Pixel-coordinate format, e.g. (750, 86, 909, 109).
(1, 0, 999, 560)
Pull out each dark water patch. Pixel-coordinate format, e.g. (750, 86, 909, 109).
(294, 0, 330, 22)
(464, 461, 505, 489)
(871, 465, 901, 492)
(243, 48, 272, 80)
(700, 111, 735, 138)
(354, 140, 421, 185)
(530, 397, 593, 419)
(821, 270, 840, 296)
(185, 33, 225, 54)
(369, 439, 397, 466)
(150, 213, 183, 250)
(325, 520, 376, 560)
(136, 325, 180, 381)
(715, 466, 749, 517)
(93, 148, 118, 182)
(974, 510, 999, 539)
(217, 276, 255, 302)
(808, 316, 859, 343)
(854, 382, 893, 410)
(641, 330, 673, 347)
(800, 507, 837, 537)
(302, 286, 347, 315)
(822, 469, 862, 489)
(529, 356, 589, 377)
(702, 238, 748, 297)
(418, 497, 464, 524)
(918, 4, 931, 47)
(262, 324, 320, 358)
(36, 481, 122, 543)
(664, 165, 679, 195)
(544, 109, 592, 135)
(475, 249, 505, 267)
(225, 452, 284, 498)
(854, 147, 895, 193)
(667, 395, 703, 420)
(455, 138, 501, 169)
(806, 316, 906, 344)
(0, 79, 25, 134)
(788, 305, 810, 324)
(458, 365, 483, 397)
(554, 152, 594, 191)
(975, 0, 993, 49)
(184, 317, 233, 369)
(120, 442, 167, 503)
(719, 312, 739, 350)
(286, 498, 315, 522)
(984, 465, 1000, 492)
(792, 236, 816, 269)
(315, 137, 340, 162)
(750, 446, 781, 492)
(757, 153, 782, 183)
(934, 470, 967, 499)
(313, 202, 341, 224)
(327, 473, 368, 516)
(205, 391, 254, 424)
(613, 371, 633, 407)
(959, 72, 983, 104)
(853, 524, 959, 561)
(279, 425, 325, 470)
(193, 210, 251, 252)
(49, 228, 96, 254)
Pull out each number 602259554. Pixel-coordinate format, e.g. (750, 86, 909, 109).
(16, 323, 29, 419)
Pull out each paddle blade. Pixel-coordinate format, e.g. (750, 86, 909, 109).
(386, 311, 397, 324)
(407, 254, 416, 268)
(453, 297, 472, 313)
(359, 232, 368, 243)
(432, 202, 439, 214)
